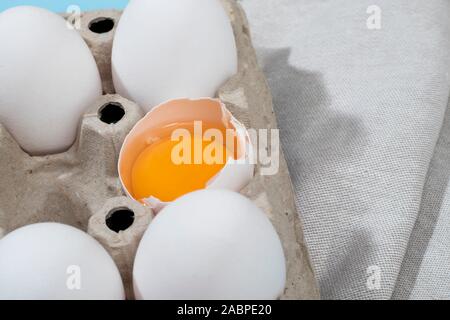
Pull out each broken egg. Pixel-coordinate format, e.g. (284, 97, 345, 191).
(0, 223, 125, 300)
(133, 189, 286, 300)
(118, 98, 254, 211)
(111, 0, 238, 110)
(0, 6, 102, 155)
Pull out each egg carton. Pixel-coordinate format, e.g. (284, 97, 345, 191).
(0, 0, 319, 300)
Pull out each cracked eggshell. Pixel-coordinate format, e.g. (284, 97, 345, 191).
(118, 98, 254, 212)
(133, 189, 286, 300)
(0, 6, 102, 155)
(0, 223, 125, 300)
(111, 0, 238, 111)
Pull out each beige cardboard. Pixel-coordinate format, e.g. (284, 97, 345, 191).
(0, 0, 319, 299)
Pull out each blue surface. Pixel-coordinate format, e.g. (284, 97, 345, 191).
(0, 0, 129, 12)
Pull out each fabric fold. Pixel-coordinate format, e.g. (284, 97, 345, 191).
(242, 0, 450, 299)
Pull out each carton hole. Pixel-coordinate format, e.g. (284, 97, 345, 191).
(106, 208, 135, 233)
(89, 17, 115, 34)
(99, 102, 125, 124)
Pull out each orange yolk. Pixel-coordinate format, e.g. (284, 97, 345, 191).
(131, 135, 230, 202)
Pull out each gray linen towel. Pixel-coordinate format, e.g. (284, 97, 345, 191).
(241, 0, 450, 299)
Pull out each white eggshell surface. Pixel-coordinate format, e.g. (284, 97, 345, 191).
(0, 223, 125, 300)
(0, 6, 102, 155)
(112, 0, 238, 110)
(133, 190, 286, 300)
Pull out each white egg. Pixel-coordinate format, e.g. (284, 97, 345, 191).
(0, 6, 102, 155)
(133, 190, 286, 300)
(112, 0, 238, 111)
(0, 223, 125, 300)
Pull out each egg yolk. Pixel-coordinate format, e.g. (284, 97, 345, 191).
(131, 134, 231, 202)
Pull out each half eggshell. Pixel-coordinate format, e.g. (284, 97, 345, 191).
(118, 98, 255, 212)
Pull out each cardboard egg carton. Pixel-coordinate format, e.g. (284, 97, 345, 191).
(0, 0, 319, 299)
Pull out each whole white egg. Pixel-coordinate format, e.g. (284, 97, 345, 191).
(133, 189, 286, 300)
(0, 6, 102, 155)
(112, 0, 238, 111)
(0, 223, 125, 300)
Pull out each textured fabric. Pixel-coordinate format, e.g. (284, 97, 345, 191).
(393, 99, 450, 299)
(240, 0, 450, 299)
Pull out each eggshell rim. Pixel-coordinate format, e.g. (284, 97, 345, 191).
(118, 97, 255, 212)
